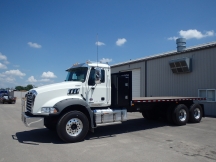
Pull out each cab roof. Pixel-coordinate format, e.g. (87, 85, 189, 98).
(66, 62, 110, 71)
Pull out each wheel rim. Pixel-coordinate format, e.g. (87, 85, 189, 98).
(194, 108, 201, 119)
(179, 109, 187, 121)
(66, 118, 83, 137)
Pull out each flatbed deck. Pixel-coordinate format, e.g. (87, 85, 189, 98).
(132, 97, 206, 102)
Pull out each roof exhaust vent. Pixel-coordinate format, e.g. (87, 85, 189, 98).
(176, 38, 186, 52)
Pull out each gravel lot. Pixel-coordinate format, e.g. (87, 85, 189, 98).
(0, 99, 216, 162)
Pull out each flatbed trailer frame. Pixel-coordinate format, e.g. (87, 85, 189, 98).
(111, 71, 205, 126)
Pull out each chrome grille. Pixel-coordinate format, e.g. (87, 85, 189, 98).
(26, 92, 35, 113)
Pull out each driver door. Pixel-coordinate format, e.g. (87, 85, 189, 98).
(87, 67, 107, 107)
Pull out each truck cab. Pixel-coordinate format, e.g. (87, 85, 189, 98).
(22, 62, 123, 143)
(25, 62, 111, 115)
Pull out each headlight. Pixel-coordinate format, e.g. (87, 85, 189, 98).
(41, 107, 58, 114)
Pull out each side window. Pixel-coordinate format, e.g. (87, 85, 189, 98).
(72, 73, 77, 80)
(101, 69, 105, 83)
(88, 68, 95, 85)
(198, 89, 216, 102)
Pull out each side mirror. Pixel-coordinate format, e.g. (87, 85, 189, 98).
(95, 68, 101, 84)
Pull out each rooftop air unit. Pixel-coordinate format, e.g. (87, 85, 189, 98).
(169, 57, 192, 74)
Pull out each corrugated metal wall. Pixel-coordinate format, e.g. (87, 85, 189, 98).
(111, 46, 216, 117)
(147, 48, 216, 96)
(146, 47, 216, 116)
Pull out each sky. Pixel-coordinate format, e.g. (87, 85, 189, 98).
(0, 0, 216, 88)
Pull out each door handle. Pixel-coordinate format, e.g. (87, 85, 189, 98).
(101, 97, 105, 101)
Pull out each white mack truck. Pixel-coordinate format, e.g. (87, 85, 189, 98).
(21, 62, 205, 143)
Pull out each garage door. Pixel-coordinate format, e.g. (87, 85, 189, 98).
(132, 69, 140, 97)
(120, 68, 141, 97)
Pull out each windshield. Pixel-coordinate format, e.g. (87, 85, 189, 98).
(65, 67, 88, 82)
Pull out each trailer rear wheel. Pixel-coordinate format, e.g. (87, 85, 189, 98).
(142, 110, 159, 120)
(57, 111, 89, 143)
(189, 104, 203, 123)
(172, 104, 189, 126)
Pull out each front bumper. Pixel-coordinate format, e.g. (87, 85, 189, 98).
(21, 98, 44, 128)
(21, 112, 44, 128)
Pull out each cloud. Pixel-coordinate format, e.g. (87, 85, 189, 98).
(167, 37, 178, 41)
(13, 65, 20, 68)
(116, 38, 127, 46)
(0, 73, 6, 77)
(27, 42, 42, 48)
(0, 63, 7, 69)
(179, 29, 214, 39)
(41, 71, 57, 78)
(40, 78, 51, 82)
(0, 53, 7, 61)
(0, 75, 15, 83)
(4, 69, 26, 77)
(100, 58, 112, 63)
(27, 76, 37, 83)
(168, 29, 214, 40)
(4, 61, 10, 64)
(95, 41, 105, 46)
(0, 52, 9, 64)
(5, 77, 15, 83)
(0, 69, 25, 86)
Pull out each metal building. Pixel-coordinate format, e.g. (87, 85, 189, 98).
(111, 40, 216, 117)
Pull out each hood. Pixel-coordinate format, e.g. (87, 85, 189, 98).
(32, 81, 82, 94)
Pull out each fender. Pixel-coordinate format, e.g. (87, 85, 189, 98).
(53, 98, 95, 128)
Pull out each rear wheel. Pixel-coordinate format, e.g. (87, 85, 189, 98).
(172, 104, 189, 126)
(57, 111, 89, 143)
(189, 104, 203, 123)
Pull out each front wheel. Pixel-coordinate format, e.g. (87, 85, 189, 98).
(57, 111, 89, 143)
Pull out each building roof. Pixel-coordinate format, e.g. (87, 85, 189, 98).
(111, 41, 216, 67)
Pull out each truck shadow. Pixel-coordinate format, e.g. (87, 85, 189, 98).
(14, 129, 63, 145)
(86, 118, 172, 140)
(14, 118, 173, 144)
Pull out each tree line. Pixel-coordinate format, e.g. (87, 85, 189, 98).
(15, 84, 35, 91)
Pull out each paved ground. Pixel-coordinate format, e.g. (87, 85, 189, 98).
(0, 99, 216, 162)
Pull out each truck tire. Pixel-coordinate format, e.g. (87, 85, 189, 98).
(172, 104, 189, 126)
(189, 104, 203, 123)
(57, 111, 89, 143)
(142, 110, 159, 120)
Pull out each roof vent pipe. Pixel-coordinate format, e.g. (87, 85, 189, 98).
(176, 38, 186, 52)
